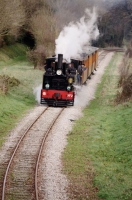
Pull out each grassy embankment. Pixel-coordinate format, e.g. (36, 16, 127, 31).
(0, 43, 43, 147)
(63, 53, 132, 200)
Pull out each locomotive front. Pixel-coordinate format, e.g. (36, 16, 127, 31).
(41, 54, 75, 106)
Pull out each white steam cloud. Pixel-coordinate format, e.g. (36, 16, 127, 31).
(55, 8, 99, 61)
(33, 84, 42, 104)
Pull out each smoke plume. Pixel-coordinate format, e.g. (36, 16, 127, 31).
(55, 8, 99, 61)
(33, 84, 42, 104)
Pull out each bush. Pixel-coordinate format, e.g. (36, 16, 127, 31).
(0, 75, 20, 94)
(115, 50, 132, 103)
(27, 45, 46, 69)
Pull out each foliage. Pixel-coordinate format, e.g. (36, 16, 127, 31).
(115, 43, 132, 103)
(0, 75, 20, 94)
(27, 45, 46, 68)
(28, 4, 57, 65)
(0, 43, 27, 63)
(93, 0, 132, 47)
(0, 0, 25, 44)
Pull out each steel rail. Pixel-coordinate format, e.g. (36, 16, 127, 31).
(98, 51, 109, 65)
(35, 107, 65, 200)
(2, 107, 48, 200)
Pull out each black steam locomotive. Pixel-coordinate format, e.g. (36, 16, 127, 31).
(41, 54, 76, 106)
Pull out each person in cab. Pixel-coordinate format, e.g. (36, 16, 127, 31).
(77, 62, 86, 85)
(66, 62, 76, 76)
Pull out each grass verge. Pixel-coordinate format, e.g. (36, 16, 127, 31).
(0, 43, 27, 64)
(0, 44, 43, 147)
(63, 53, 132, 200)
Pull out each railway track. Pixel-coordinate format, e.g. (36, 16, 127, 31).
(98, 47, 124, 66)
(1, 106, 64, 200)
(103, 47, 124, 52)
(98, 50, 110, 65)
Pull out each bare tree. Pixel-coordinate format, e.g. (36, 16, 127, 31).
(5, 0, 25, 36)
(22, 0, 44, 23)
(47, 0, 91, 29)
(28, 2, 57, 67)
(46, 0, 107, 30)
(28, 0, 99, 67)
(115, 41, 132, 103)
(0, 0, 7, 36)
(30, 7, 56, 55)
(0, 0, 25, 41)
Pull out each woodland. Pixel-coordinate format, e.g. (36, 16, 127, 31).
(0, 0, 132, 57)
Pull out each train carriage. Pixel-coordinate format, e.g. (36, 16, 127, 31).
(83, 47, 99, 79)
(71, 47, 99, 84)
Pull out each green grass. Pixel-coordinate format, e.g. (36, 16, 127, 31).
(0, 44, 43, 147)
(0, 43, 28, 64)
(63, 53, 132, 200)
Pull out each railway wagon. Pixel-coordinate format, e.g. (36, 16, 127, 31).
(83, 47, 99, 80)
(71, 47, 99, 84)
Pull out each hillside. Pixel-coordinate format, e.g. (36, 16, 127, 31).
(0, 44, 43, 146)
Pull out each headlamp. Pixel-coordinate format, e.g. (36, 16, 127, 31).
(67, 86, 71, 91)
(56, 70, 62, 75)
(45, 84, 50, 89)
(68, 78, 73, 84)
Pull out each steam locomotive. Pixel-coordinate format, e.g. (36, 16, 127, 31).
(40, 47, 99, 106)
(41, 54, 76, 106)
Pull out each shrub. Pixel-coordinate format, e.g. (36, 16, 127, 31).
(27, 45, 46, 69)
(0, 75, 20, 94)
(115, 47, 132, 103)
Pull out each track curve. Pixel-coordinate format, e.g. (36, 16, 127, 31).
(2, 107, 64, 200)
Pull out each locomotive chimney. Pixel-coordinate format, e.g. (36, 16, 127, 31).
(57, 54, 63, 69)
